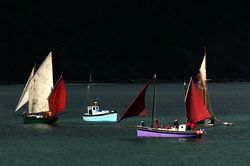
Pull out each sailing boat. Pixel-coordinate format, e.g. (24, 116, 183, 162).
(82, 75, 117, 122)
(196, 48, 233, 127)
(119, 74, 205, 138)
(196, 50, 214, 126)
(15, 52, 66, 124)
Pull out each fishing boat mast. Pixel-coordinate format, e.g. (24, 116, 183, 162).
(87, 74, 93, 105)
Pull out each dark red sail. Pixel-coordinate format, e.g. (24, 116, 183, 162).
(49, 75, 66, 115)
(185, 78, 211, 123)
(118, 80, 151, 123)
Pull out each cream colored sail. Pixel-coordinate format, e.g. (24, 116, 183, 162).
(199, 55, 206, 85)
(15, 67, 34, 111)
(28, 52, 54, 114)
(198, 54, 207, 106)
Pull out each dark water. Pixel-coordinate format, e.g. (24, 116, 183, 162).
(0, 83, 250, 166)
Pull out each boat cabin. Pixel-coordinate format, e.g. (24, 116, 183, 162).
(87, 102, 100, 115)
(178, 124, 186, 131)
(86, 101, 111, 116)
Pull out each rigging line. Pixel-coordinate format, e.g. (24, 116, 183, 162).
(206, 81, 222, 121)
(205, 85, 223, 123)
(10, 107, 17, 112)
(206, 90, 222, 123)
(206, 88, 215, 116)
(206, 87, 233, 125)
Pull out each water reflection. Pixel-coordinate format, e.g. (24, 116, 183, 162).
(20, 123, 59, 132)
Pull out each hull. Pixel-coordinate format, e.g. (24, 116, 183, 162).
(197, 118, 214, 127)
(137, 127, 202, 138)
(24, 116, 58, 124)
(82, 112, 117, 122)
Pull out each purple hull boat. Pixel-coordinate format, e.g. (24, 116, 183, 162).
(118, 75, 207, 139)
(137, 127, 202, 138)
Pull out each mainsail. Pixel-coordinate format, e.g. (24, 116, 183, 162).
(25, 52, 53, 114)
(118, 80, 151, 123)
(15, 67, 34, 111)
(48, 75, 66, 115)
(185, 78, 211, 123)
(197, 54, 207, 106)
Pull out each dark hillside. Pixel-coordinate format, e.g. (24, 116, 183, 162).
(1, 1, 250, 83)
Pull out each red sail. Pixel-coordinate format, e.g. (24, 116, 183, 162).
(118, 80, 151, 123)
(49, 75, 66, 115)
(185, 79, 211, 123)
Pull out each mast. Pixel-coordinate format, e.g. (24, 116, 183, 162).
(87, 74, 93, 105)
(151, 74, 157, 128)
(30, 65, 36, 114)
(202, 47, 214, 117)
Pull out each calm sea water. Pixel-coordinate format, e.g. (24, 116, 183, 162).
(0, 83, 250, 166)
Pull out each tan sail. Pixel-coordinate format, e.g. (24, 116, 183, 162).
(15, 67, 34, 111)
(28, 52, 54, 114)
(197, 55, 207, 106)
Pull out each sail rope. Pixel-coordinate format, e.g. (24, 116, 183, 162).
(206, 86, 233, 126)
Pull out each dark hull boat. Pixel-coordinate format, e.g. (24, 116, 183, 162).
(23, 114, 58, 124)
(15, 52, 67, 124)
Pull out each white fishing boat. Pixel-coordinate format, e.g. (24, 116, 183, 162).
(82, 75, 117, 122)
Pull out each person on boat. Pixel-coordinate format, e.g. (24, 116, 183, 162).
(210, 115, 215, 124)
(44, 111, 53, 118)
(173, 119, 179, 129)
(140, 120, 144, 127)
(155, 119, 159, 128)
(191, 123, 196, 130)
(186, 121, 192, 130)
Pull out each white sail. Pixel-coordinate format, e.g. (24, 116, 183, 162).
(15, 67, 35, 111)
(28, 52, 54, 114)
